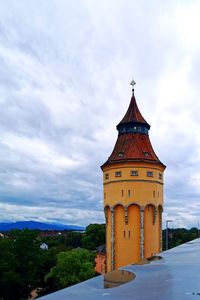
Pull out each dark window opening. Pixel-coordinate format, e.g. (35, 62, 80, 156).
(131, 170, 138, 176)
(115, 171, 122, 177)
(105, 173, 109, 179)
(143, 151, 149, 157)
(147, 171, 153, 177)
(118, 152, 124, 157)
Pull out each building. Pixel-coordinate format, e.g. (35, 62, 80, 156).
(101, 82, 166, 272)
(95, 245, 106, 274)
(40, 243, 49, 250)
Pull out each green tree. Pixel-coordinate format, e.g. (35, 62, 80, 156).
(163, 227, 199, 250)
(82, 224, 105, 250)
(64, 231, 83, 248)
(45, 248, 95, 289)
(0, 229, 45, 300)
(0, 238, 20, 300)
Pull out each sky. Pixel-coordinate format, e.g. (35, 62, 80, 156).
(0, 0, 200, 228)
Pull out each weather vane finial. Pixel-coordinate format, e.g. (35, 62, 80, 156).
(130, 79, 136, 92)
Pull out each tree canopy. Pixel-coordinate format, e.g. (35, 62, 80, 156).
(45, 248, 95, 289)
(82, 223, 105, 250)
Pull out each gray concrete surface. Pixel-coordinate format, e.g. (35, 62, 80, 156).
(39, 238, 200, 300)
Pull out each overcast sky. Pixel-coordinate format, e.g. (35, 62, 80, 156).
(0, 0, 200, 228)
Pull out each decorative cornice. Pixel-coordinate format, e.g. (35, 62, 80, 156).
(104, 179, 164, 185)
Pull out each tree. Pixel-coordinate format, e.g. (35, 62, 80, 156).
(0, 229, 45, 300)
(64, 231, 83, 248)
(82, 224, 105, 250)
(162, 227, 199, 250)
(45, 248, 95, 289)
(0, 238, 20, 300)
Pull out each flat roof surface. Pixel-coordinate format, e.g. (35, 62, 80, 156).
(40, 238, 200, 300)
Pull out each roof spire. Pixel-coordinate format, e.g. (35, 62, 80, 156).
(130, 79, 136, 93)
(116, 82, 150, 134)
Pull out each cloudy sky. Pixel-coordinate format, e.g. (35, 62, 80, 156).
(0, 0, 200, 228)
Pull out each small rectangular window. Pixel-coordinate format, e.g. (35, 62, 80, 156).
(153, 191, 155, 197)
(105, 173, 109, 179)
(121, 190, 124, 197)
(128, 190, 131, 197)
(147, 171, 153, 177)
(143, 151, 149, 157)
(118, 152, 124, 157)
(159, 173, 162, 180)
(130, 170, 138, 176)
(115, 171, 121, 177)
(124, 231, 126, 238)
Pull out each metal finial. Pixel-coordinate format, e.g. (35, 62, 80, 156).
(130, 79, 136, 92)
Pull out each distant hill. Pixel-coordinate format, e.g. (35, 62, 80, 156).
(0, 221, 85, 232)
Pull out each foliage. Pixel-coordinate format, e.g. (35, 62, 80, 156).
(0, 230, 42, 300)
(45, 248, 95, 289)
(0, 225, 103, 299)
(82, 223, 105, 250)
(40, 231, 83, 250)
(162, 227, 199, 250)
(0, 224, 199, 299)
(64, 231, 83, 248)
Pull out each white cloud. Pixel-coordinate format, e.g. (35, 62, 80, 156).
(0, 203, 104, 226)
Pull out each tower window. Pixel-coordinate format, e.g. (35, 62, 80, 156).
(147, 171, 153, 177)
(105, 173, 109, 179)
(143, 151, 149, 157)
(153, 191, 155, 198)
(115, 171, 121, 177)
(128, 190, 131, 197)
(129, 230, 131, 238)
(159, 173, 162, 180)
(124, 231, 126, 238)
(131, 170, 138, 176)
(121, 190, 124, 197)
(118, 152, 124, 157)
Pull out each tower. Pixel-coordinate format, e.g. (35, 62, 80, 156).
(101, 82, 166, 272)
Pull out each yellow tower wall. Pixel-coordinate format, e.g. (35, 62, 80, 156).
(103, 161, 165, 272)
(114, 204, 140, 269)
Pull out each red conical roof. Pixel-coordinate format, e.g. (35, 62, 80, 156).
(117, 90, 150, 128)
(104, 133, 161, 165)
(101, 89, 165, 169)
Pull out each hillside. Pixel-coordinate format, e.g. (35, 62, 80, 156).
(0, 220, 85, 231)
